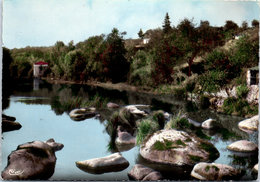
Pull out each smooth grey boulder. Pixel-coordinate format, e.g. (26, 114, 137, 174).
(69, 107, 97, 121)
(76, 152, 129, 174)
(140, 129, 219, 166)
(227, 140, 258, 152)
(238, 115, 258, 132)
(201, 118, 217, 129)
(191, 162, 240, 180)
(1, 139, 64, 180)
(128, 164, 162, 181)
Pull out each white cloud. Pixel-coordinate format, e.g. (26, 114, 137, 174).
(3, 0, 259, 48)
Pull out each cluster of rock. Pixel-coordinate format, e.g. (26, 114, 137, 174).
(1, 139, 64, 180)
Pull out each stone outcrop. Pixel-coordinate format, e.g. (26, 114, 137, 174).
(128, 164, 162, 181)
(69, 107, 97, 121)
(1, 139, 64, 180)
(227, 140, 258, 152)
(2, 114, 22, 132)
(140, 129, 219, 166)
(238, 115, 258, 132)
(75, 152, 129, 174)
(201, 118, 217, 129)
(191, 162, 240, 180)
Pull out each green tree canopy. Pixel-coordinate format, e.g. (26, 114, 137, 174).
(163, 12, 172, 34)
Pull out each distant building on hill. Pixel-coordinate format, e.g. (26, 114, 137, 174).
(33, 61, 48, 78)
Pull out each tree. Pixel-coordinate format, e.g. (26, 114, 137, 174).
(251, 19, 259, 28)
(138, 29, 145, 39)
(224, 20, 238, 31)
(101, 28, 129, 83)
(241, 21, 248, 30)
(162, 12, 171, 34)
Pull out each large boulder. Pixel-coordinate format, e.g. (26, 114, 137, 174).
(1, 139, 64, 180)
(140, 129, 219, 166)
(191, 162, 240, 180)
(128, 164, 162, 181)
(227, 140, 258, 152)
(2, 114, 22, 132)
(69, 107, 97, 121)
(238, 115, 258, 132)
(75, 152, 129, 174)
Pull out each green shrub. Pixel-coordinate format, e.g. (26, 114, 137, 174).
(165, 114, 192, 130)
(152, 110, 166, 129)
(223, 97, 236, 115)
(236, 84, 249, 98)
(136, 119, 159, 145)
(199, 70, 227, 92)
(185, 101, 198, 112)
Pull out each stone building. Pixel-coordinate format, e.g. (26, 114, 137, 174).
(33, 61, 48, 78)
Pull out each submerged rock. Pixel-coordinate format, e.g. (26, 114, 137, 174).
(191, 162, 240, 180)
(128, 164, 162, 181)
(238, 115, 258, 132)
(140, 129, 219, 166)
(227, 140, 258, 152)
(2, 114, 22, 132)
(75, 152, 129, 174)
(201, 118, 217, 129)
(69, 107, 97, 121)
(1, 139, 64, 180)
(107, 102, 120, 109)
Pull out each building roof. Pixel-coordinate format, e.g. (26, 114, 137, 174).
(34, 61, 48, 65)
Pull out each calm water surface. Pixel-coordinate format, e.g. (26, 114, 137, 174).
(1, 80, 258, 180)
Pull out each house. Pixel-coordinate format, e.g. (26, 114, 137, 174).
(33, 61, 48, 78)
(247, 66, 259, 86)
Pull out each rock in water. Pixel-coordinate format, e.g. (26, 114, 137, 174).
(191, 162, 240, 180)
(128, 164, 162, 181)
(76, 153, 129, 174)
(227, 140, 258, 152)
(238, 115, 258, 132)
(140, 129, 219, 166)
(2, 114, 22, 132)
(1, 139, 64, 180)
(201, 118, 217, 129)
(69, 107, 97, 121)
(115, 130, 136, 152)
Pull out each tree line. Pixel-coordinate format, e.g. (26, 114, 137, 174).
(3, 13, 259, 89)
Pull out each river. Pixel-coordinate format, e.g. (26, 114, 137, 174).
(1, 79, 258, 180)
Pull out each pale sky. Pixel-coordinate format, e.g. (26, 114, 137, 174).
(2, 0, 260, 49)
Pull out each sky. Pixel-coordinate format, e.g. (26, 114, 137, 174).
(2, 0, 260, 49)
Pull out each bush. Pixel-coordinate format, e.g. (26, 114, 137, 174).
(173, 87, 186, 99)
(236, 84, 249, 98)
(223, 97, 237, 115)
(136, 119, 159, 145)
(165, 114, 192, 130)
(199, 70, 227, 92)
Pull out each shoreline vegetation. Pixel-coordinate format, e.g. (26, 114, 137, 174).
(3, 15, 259, 117)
